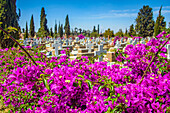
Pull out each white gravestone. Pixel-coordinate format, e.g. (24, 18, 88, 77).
(168, 44, 170, 60)
(94, 44, 107, 62)
(53, 42, 60, 57)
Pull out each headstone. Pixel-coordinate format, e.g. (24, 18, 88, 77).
(39, 38, 42, 44)
(103, 37, 106, 42)
(94, 44, 107, 62)
(76, 37, 79, 42)
(69, 39, 72, 45)
(65, 39, 69, 46)
(168, 44, 170, 60)
(53, 43, 60, 57)
(120, 38, 124, 43)
(133, 39, 137, 45)
(23, 40, 27, 47)
(86, 43, 93, 52)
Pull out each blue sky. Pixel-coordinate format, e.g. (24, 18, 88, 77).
(16, 0, 170, 33)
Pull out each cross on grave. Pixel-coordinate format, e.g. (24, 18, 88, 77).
(23, 40, 27, 47)
(86, 43, 93, 52)
(129, 39, 133, 44)
(65, 39, 69, 46)
(36, 39, 39, 45)
(168, 44, 170, 60)
(94, 44, 107, 62)
(76, 37, 79, 42)
(58, 40, 63, 49)
(133, 39, 137, 45)
(39, 38, 42, 44)
(120, 38, 124, 43)
(53, 42, 60, 57)
(103, 37, 106, 42)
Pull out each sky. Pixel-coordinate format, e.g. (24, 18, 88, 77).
(16, 0, 170, 33)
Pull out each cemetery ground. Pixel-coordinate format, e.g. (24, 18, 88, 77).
(0, 32, 170, 112)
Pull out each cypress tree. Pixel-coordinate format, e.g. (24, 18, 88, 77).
(24, 22, 28, 38)
(154, 6, 166, 37)
(50, 27, 53, 37)
(38, 7, 48, 37)
(59, 24, 63, 38)
(129, 24, 136, 36)
(58, 21, 60, 33)
(0, 0, 20, 48)
(93, 26, 96, 32)
(60, 24, 63, 37)
(97, 24, 99, 34)
(64, 15, 70, 38)
(79, 28, 82, 34)
(29, 14, 35, 37)
(135, 5, 154, 37)
(125, 28, 128, 36)
(54, 20, 57, 37)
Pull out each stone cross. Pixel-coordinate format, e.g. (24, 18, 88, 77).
(86, 43, 93, 52)
(40, 38, 42, 44)
(36, 39, 39, 45)
(129, 39, 133, 44)
(121, 38, 124, 43)
(53, 42, 60, 57)
(168, 44, 170, 60)
(133, 39, 137, 45)
(69, 39, 72, 45)
(103, 37, 106, 42)
(65, 39, 69, 46)
(23, 40, 27, 47)
(94, 44, 107, 62)
(76, 37, 79, 42)
(115, 40, 121, 49)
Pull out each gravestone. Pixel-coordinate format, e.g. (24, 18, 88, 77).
(65, 39, 69, 46)
(168, 44, 170, 60)
(52, 43, 60, 57)
(23, 40, 27, 47)
(86, 43, 93, 52)
(94, 44, 107, 62)
(133, 39, 137, 45)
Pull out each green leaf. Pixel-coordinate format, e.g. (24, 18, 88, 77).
(43, 78, 50, 90)
(78, 75, 84, 79)
(98, 85, 106, 91)
(86, 79, 93, 90)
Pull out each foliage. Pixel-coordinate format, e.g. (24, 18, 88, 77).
(97, 24, 99, 34)
(59, 24, 63, 38)
(24, 22, 28, 39)
(50, 27, 53, 37)
(93, 26, 96, 32)
(29, 15, 35, 37)
(38, 7, 48, 37)
(135, 5, 155, 37)
(64, 15, 70, 38)
(0, 0, 20, 48)
(103, 28, 114, 38)
(115, 29, 124, 37)
(154, 6, 166, 37)
(129, 24, 136, 36)
(90, 32, 99, 38)
(0, 32, 170, 112)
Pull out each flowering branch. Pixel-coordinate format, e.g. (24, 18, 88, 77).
(139, 37, 170, 85)
(0, 27, 39, 67)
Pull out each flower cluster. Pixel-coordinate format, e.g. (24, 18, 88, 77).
(0, 33, 170, 112)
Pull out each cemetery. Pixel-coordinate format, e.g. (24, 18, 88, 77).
(0, 0, 170, 113)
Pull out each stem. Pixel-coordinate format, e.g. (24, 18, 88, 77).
(0, 27, 39, 68)
(138, 38, 170, 85)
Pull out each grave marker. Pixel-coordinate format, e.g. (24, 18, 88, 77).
(94, 44, 107, 62)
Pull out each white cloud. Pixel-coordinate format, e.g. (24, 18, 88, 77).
(153, 6, 170, 10)
(153, 9, 170, 14)
(111, 9, 137, 12)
